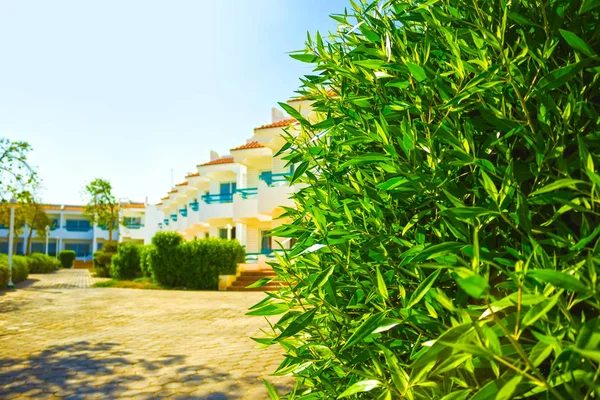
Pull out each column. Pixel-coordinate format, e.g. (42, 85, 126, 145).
(92, 224, 98, 253)
(236, 223, 246, 246)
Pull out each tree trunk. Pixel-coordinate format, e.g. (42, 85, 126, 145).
(109, 227, 113, 242)
(26, 228, 33, 255)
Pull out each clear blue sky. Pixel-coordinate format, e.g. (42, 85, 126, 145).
(0, 0, 348, 205)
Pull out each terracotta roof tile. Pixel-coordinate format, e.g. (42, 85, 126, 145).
(161, 196, 170, 200)
(121, 202, 145, 209)
(186, 172, 200, 178)
(42, 204, 63, 211)
(63, 205, 85, 212)
(156, 202, 163, 206)
(168, 189, 178, 194)
(254, 118, 297, 131)
(175, 181, 188, 187)
(230, 141, 265, 151)
(199, 156, 235, 167)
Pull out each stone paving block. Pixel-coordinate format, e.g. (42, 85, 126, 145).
(0, 271, 294, 399)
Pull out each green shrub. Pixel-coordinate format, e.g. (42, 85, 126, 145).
(253, 1, 600, 398)
(110, 243, 142, 280)
(28, 253, 59, 273)
(58, 250, 76, 268)
(0, 254, 30, 288)
(147, 232, 244, 289)
(148, 231, 184, 287)
(140, 244, 155, 277)
(92, 241, 118, 277)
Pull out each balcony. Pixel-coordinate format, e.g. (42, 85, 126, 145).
(198, 196, 234, 222)
(124, 223, 144, 230)
(257, 180, 296, 216)
(189, 200, 199, 212)
(170, 214, 178, 222)
(179, 207, 188, 217)
(233, 188, 262, 222)
(202, 193, 233, 204)
(259, 171, 292, 187)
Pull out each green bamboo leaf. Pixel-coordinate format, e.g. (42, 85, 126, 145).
(376, 266, 388, 300)
(522, 293, 561, 327)
(245, 277, 274, 288)
(278, 102, 309, 125)
(442, 207, 498, 218)
(275, 308, 317, 341)
(355, 59, 386, 69)
(571, 347, 600, 363)
(407, 269, 441, 308)
(580, 0, 600, 13)
(457, 275, 489, 299)
(341, 312, 387, 351)
(496, 375, 522, 400)
(311, 265, 335, 290)
(559, 29, 597, 57)
(338, 380, 382, 398)
(376, 177, 409, 190)
(246, 302, 288, 316)
(289, 52, 317, 63)
(382, 348, 409, 393)
(529, 179, 587, 197)
(290, 161, 309, 184)
(263, 379, 280, 400)
(386, 80, 410, 89)
(538, 59, 592, 90)
(571, 224, 600, 251)
(527, 269, 589, 293)
(480, 171, 499, 202)
(407, 62, 428, 82)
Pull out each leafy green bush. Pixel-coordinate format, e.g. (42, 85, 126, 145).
(0, 254, 30, 288)
(110, 243, 142, 280)
(148, 231, 184, 286)
(92, 241, 118, 277)
(140, 244, 155, 277)
(28, 253, 60, 273)
(58, 250, 76, 268)
(253, 1, 600, 398)
(147, 232, 244, 289)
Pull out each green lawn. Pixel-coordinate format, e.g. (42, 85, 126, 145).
(93, 277, 165, 290)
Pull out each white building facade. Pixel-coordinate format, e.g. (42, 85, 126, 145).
(0, 202, 162, 259)
(156, 98, 315, 260)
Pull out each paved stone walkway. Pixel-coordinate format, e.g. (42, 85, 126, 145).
(16, 269, 110, 289)
(0, 271, 293, 399)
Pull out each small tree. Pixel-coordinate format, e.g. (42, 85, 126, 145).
(0, 137, 37, 201)
(82, 178, 120, 241)
(17, 191, 51, 255)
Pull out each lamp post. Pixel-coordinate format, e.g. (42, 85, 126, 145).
(7, 197, 16, 289)
(55, 236, 59, 259)
(45, 226, 50, 255)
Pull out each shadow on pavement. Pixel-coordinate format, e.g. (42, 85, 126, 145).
(0, 341, 289, 399)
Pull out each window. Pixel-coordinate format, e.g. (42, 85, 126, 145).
(231, 227, 236, 240)
(260, 230, 272, 254)
(123, 217, 142, 228)
(97, 243, 104, 251)
(30, 243, 58, 255)
(65, 243, 91, 257)
(219, 228, 228, 239)
(219, 182, 236, 194)
(204, 232, 209, 239)
(65, 219, 91, 232)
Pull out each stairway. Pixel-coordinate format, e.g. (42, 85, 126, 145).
(226, 269, 283, 292)
(73, 260, 94, 269)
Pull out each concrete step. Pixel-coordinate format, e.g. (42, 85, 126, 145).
(226, 285, 282, 292)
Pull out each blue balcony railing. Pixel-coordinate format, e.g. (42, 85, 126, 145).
(158, 223, 163, 229)
(189, 200, 199, 212)
(124, 223, 144, 229)
(170, 214, 178, 222)
(179, 207, 188, 217)
(201, 193, 233, 204)
(236, 188, 258, 199)
(163, 219, 170, 226)
(259, 172, 292, 187)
